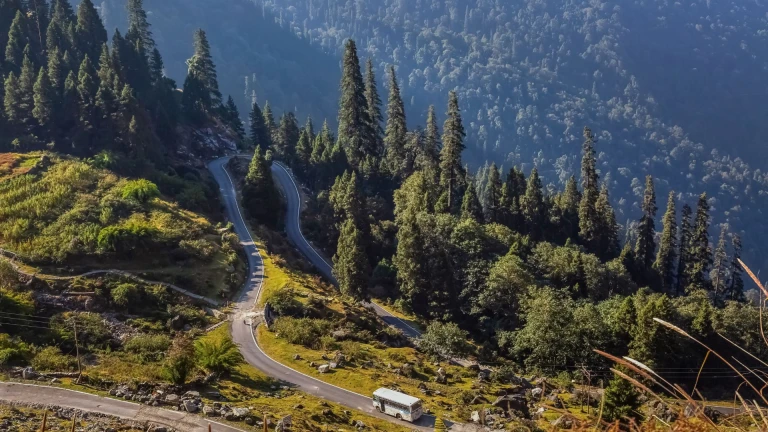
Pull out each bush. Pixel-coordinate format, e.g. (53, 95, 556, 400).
(167, 304, 207, 328)
(265, 287, 304, 317)
(31, 346, 76, 371)
(0, 334, 33, 366)
(124, 334, 172, 362)
(179, 239, 216, 260)
(122, 179, 160, 203)
(111, 283, 139, 307)
(271, 317, 332, 349)
(417, 321, 472, 360)
(162, 336, 195, 385)
(603, 373, 642, 422)
(194, 336, 243, 374)
(97, 219, 159, 253)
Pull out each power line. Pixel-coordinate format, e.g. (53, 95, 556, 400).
(0, 321, 51, 331)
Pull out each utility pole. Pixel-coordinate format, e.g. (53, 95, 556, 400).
(579, 364, 593, 414)
(39, 411, 47, 432)
(72, 317, 82, 383)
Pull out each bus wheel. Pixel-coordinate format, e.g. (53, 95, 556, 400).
(396, 414, 402, 420)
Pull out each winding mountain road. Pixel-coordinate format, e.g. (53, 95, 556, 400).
(208, 156, 437, 430)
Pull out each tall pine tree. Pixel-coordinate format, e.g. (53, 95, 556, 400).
(579, 127, 601, 253)
(32, 65, 54, 138)
(192, 29, 221, 107)
(460, 172, 483, 222)
(521, 167, 546, 240)
(484, 163, 503, 224)
(223, 95, 245, 140)
(595, 185, 620, 260)
(710, 225, 728, 298)
(438, 91, 466, 214)
(726, 234, 744, 301)
(364, 58, 383, 155)
(654, 191, 677, 292)
(4, 10, 27, 73)
(686, 193, 712, 292)
(634, 175, 658, 285)
(677, 204, 693, 295)
(337, 39, 374, 169)
(242, 147, 279, 227)
(248, 100, 270, 151)
(383, 65, 407, 179)
(75, 0, 107, 64)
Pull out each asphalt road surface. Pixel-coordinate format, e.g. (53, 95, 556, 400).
(0, 382, 243, 432)
(208, 157, 438, 431)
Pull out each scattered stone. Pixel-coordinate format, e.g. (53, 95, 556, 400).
(22, 367, 38, 380)
(309, 361, 316, 367)
(232, 407, 250, 418)
(165, 394, 180, 404)
(183, 400, 199, 413)
(293, 354, 301, 360)
(50, 378, 60, 384)
(183, 391, 200, 399)
(203, 406, 215, 417)
(245, 416, 255, 425)
(531, 388, 543, 398)
(399, 363, 414, 377)
(318, 364, 330, 373)
(322, 409, 332, 416)
(293, 404, 304, 410)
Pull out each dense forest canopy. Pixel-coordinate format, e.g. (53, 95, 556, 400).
(252, 0, 768, 271)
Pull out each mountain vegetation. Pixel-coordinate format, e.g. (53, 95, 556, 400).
(273, 39, 761, 398)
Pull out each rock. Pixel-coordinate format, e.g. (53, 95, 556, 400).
(437, 367, 446, 376)
(293, 404, 304, 410)
(293, 354, 301, 360)
(399, 363, 414, 377)
(183, 391, 200, 399)
(169, 315, 184, 330)
(329, 361, 338, 369)
(318, 364, 330, 373)
(471, 411, 481, 423)
(183, 324, 192, 332)
(203, 406, 215, 417)
(322, 409, 332, 416)
(165, 394, 180, 404)
(332, 329, 350, 340)
(206, 391, 222, 399)
(151, 427, 168, 432)
(183, 400, 199, 413)
(224, 411, 236, 421)
(203, 372, 219, 384)
(281, 415, 292, 426)
(232, 407, 250, 418)
(467, 364, 480, 372)
(354, 420, 365, 428)
(477, 370, 490, 381)
(492, 394, 530, 418)
(22, 367, 38, 380)
(245, 416, 255, 425)
(531, 388, 543, 398)
(435, 374, 447, 384)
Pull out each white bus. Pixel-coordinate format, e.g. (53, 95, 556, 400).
(372, 388, 423, 422)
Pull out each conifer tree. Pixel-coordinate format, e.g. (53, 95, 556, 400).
(126, 0, 154, 52)
(276, 111, 299, 163)
(634, 175, 658, 284)
(654, 191, 677, 292)
(460, 173, 483, 222)
(310, 120, 330, 165)
(148, 47, 164, 84)
(687, 193, 712, 292)
(32, 65, 54, 136)
(337, 39, 374, 169)
(3, 71, 21, 126)
(416, 104, 441, 185)
(333, 218, 371, 301)
(5, 53, 36, 135)
(242, 147, 279, 226)
(484, 163, 503, 223)
(579, 127, 600, 253)
(75, 0, 107, 64)
(295, 129, 312, 174)
(47, 46, 64, 96)
(521, 167, 546, 240)
(433, 418, 448, 432)
(4, 10, 27, 73)
(58, 68, 77, 134)
(557, 175, 581, 241)
(192, 29, 221, 106)
(727, 234, 744, 301)
(248, 100, 270, 151)
(75, 54, 98, 152)
(710, 226, 728, 298)
(28, 0, 49, 50)
(181, 54, 210, 125)
(224, 95, 245, 140)
(0, 0, 22, 53)
(603, 373, 641, 423)
(262, 101, 278, 145)
(677, 204, 693, 295)
(595, 185, 620, 260)
(364, 58, 383, 154)
(439, 91, 466, 214)
(383, 65, 407, 179)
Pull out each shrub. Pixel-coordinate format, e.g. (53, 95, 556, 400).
(111, 283, 139, 307)
(603, 373, 642, 422)
(167, 304, 207, 327)
(124, 334, 172, 362)
(31, 346, 76, 371)
(97, 220, 159, 253)
(271, 317, 332, 349)
(122, 179, 160, 203)
(179, 239, 216, 260)
(266, 287, 304, 317)
(162, 336, 195, 385)
(52, 313, 112, 350)
(0, 334, 33, 366)
(417, 321, 472, 360)
(194, 336, 243, 374)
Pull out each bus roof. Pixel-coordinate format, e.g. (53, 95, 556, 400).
(373, 388, 421, 406)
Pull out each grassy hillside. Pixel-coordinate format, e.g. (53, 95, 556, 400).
(0, 152, 243, 298)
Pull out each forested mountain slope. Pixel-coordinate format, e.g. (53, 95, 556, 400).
(254, 0, 768, 269)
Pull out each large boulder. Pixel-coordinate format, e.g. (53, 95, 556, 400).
(232, 407, 250, 418)
(183, 400, 199, 413)
(22, 367, 38, 380)
(492, 394, 530, 418)
(318, 364, 330, 373)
